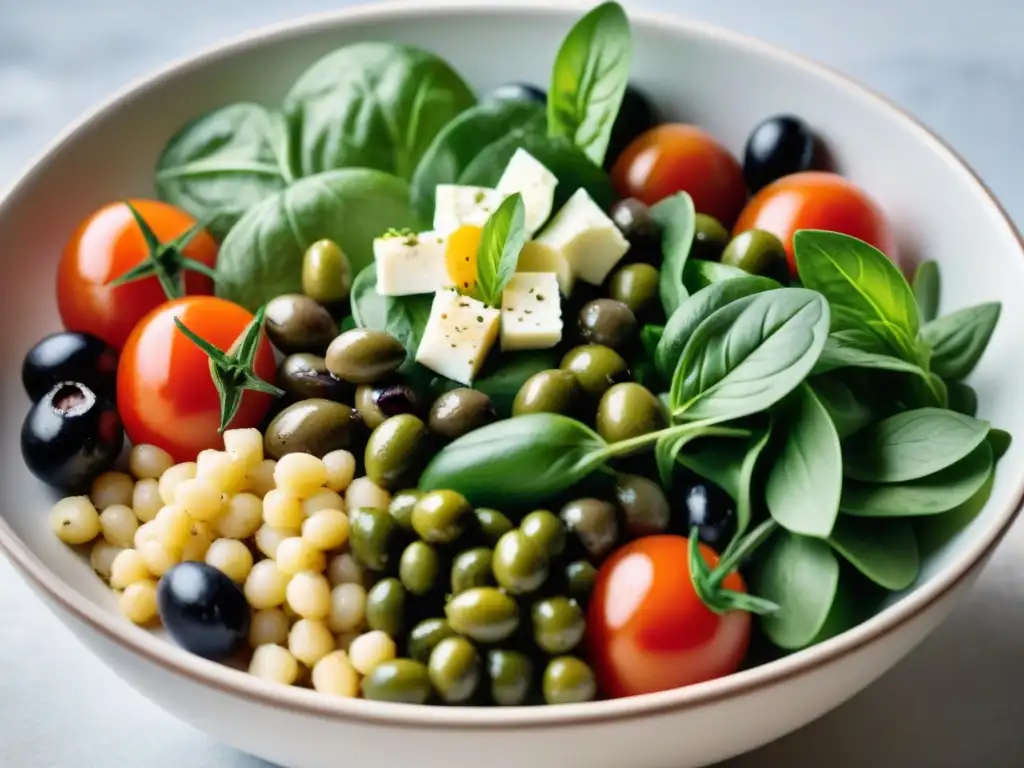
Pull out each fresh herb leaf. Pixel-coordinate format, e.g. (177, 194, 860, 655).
(915, 467, 995, 557)
(640, 324, 664, 359)
(988, 428, 1013, 461)
(920, 301, 1001, 381)
(350, 264, 388, 330)
(383, 294, 434, 372)
(912, 260, 940, 323)
(650, 192, 696, 316)
(683, 259, 763, 294)
(828, 516, 919, 591)
(946, 381, 978, 417)
(811, 376, 874, 441)
(475, 194, 527, 307)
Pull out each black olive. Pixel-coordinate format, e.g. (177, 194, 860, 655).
(743, 115, 815, 193)
(375, 382, 424, 419)
(22, 332, 118, 402)
(487, 82, 546, 105)
(605, 84, 657, 170)
(673, 478, 736, 550)
(21, 382, 124, 491)
(157, 562, 250, 660)
(608, 198, 661, 264)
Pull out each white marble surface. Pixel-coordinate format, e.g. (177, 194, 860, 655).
(3, 1, 1024, 766)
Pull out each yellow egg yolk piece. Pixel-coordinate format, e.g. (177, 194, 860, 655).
(445, 225, 482, 295)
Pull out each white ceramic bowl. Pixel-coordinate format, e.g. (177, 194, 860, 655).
(2, 2, 1023, 767)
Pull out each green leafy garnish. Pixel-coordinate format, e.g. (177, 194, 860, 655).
(475, 193, 527, 307)
(920, 301, 1001, 381)
(651, 191, 696, 316)
(912, 260, 941, 323)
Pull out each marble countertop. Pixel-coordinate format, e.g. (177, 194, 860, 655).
(3, 1, 1024, 766)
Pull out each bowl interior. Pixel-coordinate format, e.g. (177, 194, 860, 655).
(1, 0, 1022, 687)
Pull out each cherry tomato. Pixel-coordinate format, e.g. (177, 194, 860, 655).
(611, 124, 748, 227)
(57, 200, 218, 349)
(733, 171, 896, 277)
(587, 535, 751, 699)
(117, 296, 275, 463)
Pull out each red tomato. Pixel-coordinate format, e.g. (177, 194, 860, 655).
(587, 535, 751, 699)
(733, 171, 896, 277)
(57, 200, 218, 349)
(611, 124, 748, 227)
(117, 296, 276, 463)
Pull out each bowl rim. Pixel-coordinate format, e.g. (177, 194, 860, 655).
(1, 0, 1022, 731)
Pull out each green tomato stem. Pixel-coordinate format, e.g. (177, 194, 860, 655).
(706, 518, 777, 591)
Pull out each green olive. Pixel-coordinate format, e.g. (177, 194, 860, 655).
(608, 263, 660, 315)
(473, 508, 514, 545)
(564, 560, 597, 602)
(348, 506, 394, 572)
(560, 499, 620, 561)
(492, 530, 549, 595)
(408, 618, 456, 664)
(595, 383, 666, 445)
(277, 354, 351, 402)
(399, 541, 440, 596)
(365, 577, 406, 637)
(355, 384, 386, 429)
(542, 657, 596, 705)
(428, 388, 498, 440)
(264, 399, 357, 459)
(361, 659, 431, 704)
(520, 510, 566, 559)
(560, 345, 630, 397)
(264, 294, 339, 355)
(388, 490, 421, 531)
(577, 300, 638, 350)
(450, 547, 495, 595)
(615, 473, 671, 537)
(532, 597, 586, 655)
(512, 369, 581, 417)
(722, 229, 788, 279)
(487, 650, 533, 706)
(302, 239, 352, 305)
(412, 490, 472, 544)
(428, 636, 481, 704)
(325, 329, 406, 385)
(364, 414, 430, 490)
(445, 587, 519, 644)
(692, 213, 730, 261)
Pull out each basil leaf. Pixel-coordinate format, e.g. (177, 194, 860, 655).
(350, 264, 387, 329)
(284, 42, 475, 180)
(671, 288, 830, 422)
(650, 192, 696, 316)
(912, 260, 940, 323)
(920, 302, 1001, 381)
(811, 376, 874, 441)
(828, 516, 919, 591)
(843, 407, 990, 483)
(216, 169, 416, 311)
(946, 381, 978, 417)
(155, 103, 291, 240)
(765, 385, 842, 538)
(812, 335, 945, 407)
(915, 467, 995, 557)
(840, 440, 993, 517)
(794, 230, 919, 360)
(989, 428, 1012, 462)
(682, 258, 759, 294)
(547, 1, 632, 166)
(640, 324, 664, 359)
(384, 294, 434, 371)
(475, 194, 527, 307)
(655, 275, 779, 379)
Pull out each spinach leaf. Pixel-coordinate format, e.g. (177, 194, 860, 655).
(215, 169, 416, 311)
(547, 1, 632, 166)
(650, 192, 696, 316)
(811, 376, 874, 441)
(793, 230, 919, 360)
(915, 467, 994, 557)
(920, 301, 1001, 381)
(682, 259, 759, 293)
(842, 407, 990, 483)
(671, 288, 830, 422)
(989, 428, 1013, 461)
(419, 414, 609, 506)
(155, 103, 292, 240)
(384, 294, 434, 371)
(283, 42, 475, 180)
(840, 440, 993, 517)
(350, 264, 387, 329)
(655, 275, 779, 379)
(912, 260, 940, 323)
(828, 516, 919, 591)
(765, 385, 842, 538)
(946, 381, 978, 417)
(475, 194, 527, 307)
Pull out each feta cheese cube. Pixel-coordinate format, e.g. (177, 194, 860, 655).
(415, 289, 500, 385)
(535, 188, 630, 285)
(373, 230, 450, 297)
(516, 241, 575, 297)
(496, 148, 558, 236)
(500, 273, 563, 352)
(433, 185, 506, 234)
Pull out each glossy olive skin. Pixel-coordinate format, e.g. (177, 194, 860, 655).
(596, 383, 665, 444)
(493, 530, 549, 595)
(560, 498, 620, 561)
(445, 587, 520, 644)
(366, 577, 407, 637)
(721, 229, 788, 280)
(560, 345, 630, 397)
(325, 329, 406, 385)
(487, 649, 534, 706)
(675, 478, 737, 549)
(512, 369, 581, 417)
(692, 213, 731, 262)
(412, 490, 472, 544)
(488, 82, 546, 104)
(429, 636, 481, 704)
(277, 354, 350, 402)
(264, 399, 357, 459)
(608, 264, 660, 315)
(302, 239, 352, 305)
(743, 114, 815, 193)
(532, 597, 586, 655)
(608, 197, 660, 263)
(355, 384, 386, 429)
(364, 414, 430, 490)
(264, 294, 339, 355)
(605, 85, 658, 171)
(21, 382, 124, 491)
(408, 618, 457, 664)
(348, 506, 395, 572)
(520, 510, 566, 559)
(564, 560, 598, 603)
(451, 547, 495, 595)
(374, 383, 424, 420)
(578, 300, 637, 350)
(428, 388, 498, 440)
(399, 541, 441, 596)
(388, 490, 421, 531)
(543, 656, 597, 705)
(361, 659, 432, 704)
(157, 562, 250, 661)
(473, 508, 514, 545)
(615, 473, 671, 537)
(22, 331, 118, 402)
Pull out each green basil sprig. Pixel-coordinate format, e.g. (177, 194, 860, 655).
(651, 191, 696, 316)
(827, 516, 919, 591)
(912, 260, 941, 323)
(475, 194, 527, 307)
(920, 301, 1001, 381)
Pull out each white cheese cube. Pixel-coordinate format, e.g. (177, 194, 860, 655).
(373, 230, 450, 297)
(516, 241, 575, 297)
(415, 289, 500, 385)
(433, 185, 506, 235)
(535, 188, 630, 285)
(500, 273, 563, 352)
(496, 148, 558, 236)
